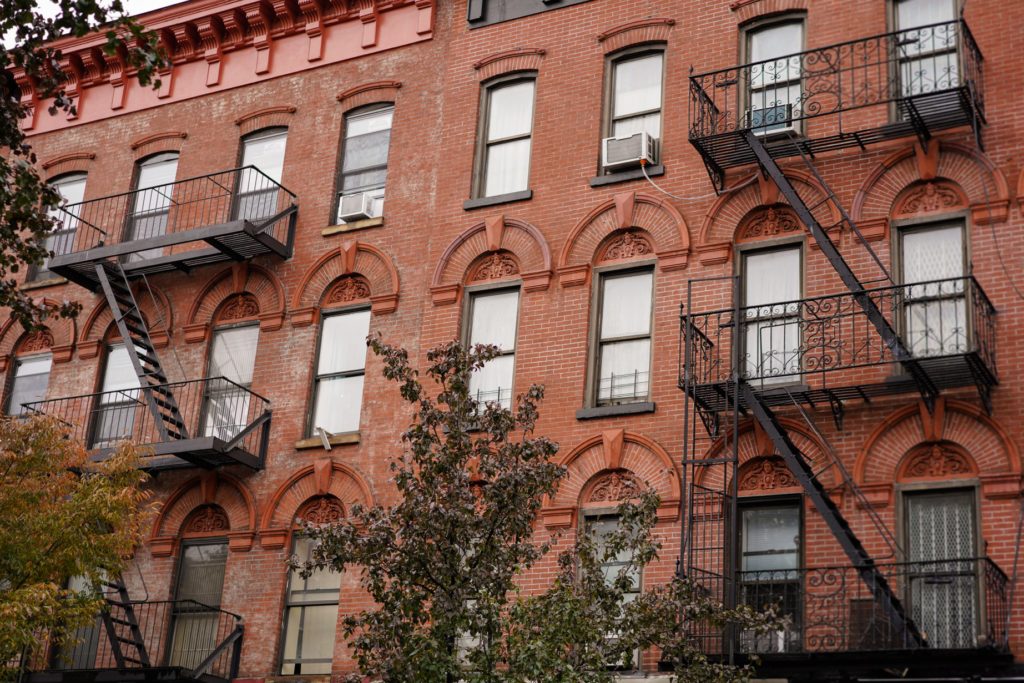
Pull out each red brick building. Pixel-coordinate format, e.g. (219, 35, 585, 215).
(6, 0, 1024, 680)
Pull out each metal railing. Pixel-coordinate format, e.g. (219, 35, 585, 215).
(681, 276, 996, 389)
(49, 166, 296, 257)
(23, 376, 271, 458)
(689, 19, 984, 140)
(26, 599, 243, 680)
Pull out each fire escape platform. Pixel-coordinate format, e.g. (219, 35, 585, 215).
(90, 434, 267, 471)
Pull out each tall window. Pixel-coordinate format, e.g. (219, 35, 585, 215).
(594, 270, 652, 405)
(127, 153, 178, 262)
(585, 513, 640, 669)
(742, 246, 801, 384)
(337, 105, 393, 222)
(31, 173, 86, 281)
(238, 128, 288, 222)
(466, 288, 520, 409)
(91, 343, 140, 448)
(203, 324, 260, 440)
(170, 540, 229, 668)
(738, 501, 801, 653)
(745, 19, 804, 134)
(4, 352, 51, 416)
(476, 76, 535, 198)
(280, 535, 341, 675)
(895, 0, 959, 97)
(310, 308, 370, 435)
(899, 221, 966, 357)
(607, 49, 664, 143)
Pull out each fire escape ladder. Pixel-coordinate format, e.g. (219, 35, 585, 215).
(740, 382, 925, 648)
(99, 578, 151, 668)
(94, 260, 188, 442)
(741, 129, 939, 411)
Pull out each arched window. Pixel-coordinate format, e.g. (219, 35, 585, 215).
(4, 335, 52, 416)
(309, 304, 370, 436)
(172, 507, 230, 669)
(463, 285, 520, 409)
(237, 127, 288, 222)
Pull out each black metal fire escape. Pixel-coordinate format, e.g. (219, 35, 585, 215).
(100, 578, 151, 668)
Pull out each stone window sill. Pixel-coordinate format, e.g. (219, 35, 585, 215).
(21, 276, 67, 290)
(294, 431, 360, 450)
(576, 401, 655, 420)
(322, 215, 384, 236)
(463, 189, 533, 211)
(589, 164, 664, 188)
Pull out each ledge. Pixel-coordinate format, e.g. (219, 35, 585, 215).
(576, 401, 655, 420)
(589, 164, 664, 188)
(21, 276, 67, 290)
(463, 189, 532, 211)
(322, 215, 384, 236)
(294, 431, 361, 450)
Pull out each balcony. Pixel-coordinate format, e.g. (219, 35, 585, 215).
(24, 377, 270, 470)
(680, 277, 997, 419)
(689, 19, 984, 189)
(24, 599, 243, 683)
(47, 166, 297, 291)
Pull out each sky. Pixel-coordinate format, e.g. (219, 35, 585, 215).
(4, 0, 181, 48)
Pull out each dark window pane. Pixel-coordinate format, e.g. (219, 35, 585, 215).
(342, 129, 392, 173)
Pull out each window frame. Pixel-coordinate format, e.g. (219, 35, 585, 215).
(234, 126, 289, 222)
(461, 281, 522, 409)
(334, 103, 395, 224)
(586, 263, 656, 408)
(888, 0, 962, 116)
(738, 13, 807, 136)
(29, 171, 87, 282)
(278, 533, 342, 676)
(201, 320, 261, 440)
(3, 349, 53, 416)
(123, 151, 179, 262)
(169, 537, 230, 669)
(472, 72, 538, 200)
(88, 340, 141, 449)
(600, 44, 666, 174)
(306, 304, 371, 437)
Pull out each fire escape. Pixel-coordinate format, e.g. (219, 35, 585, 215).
(680, 18, 1013, 680)
(25, 166, 296, 470)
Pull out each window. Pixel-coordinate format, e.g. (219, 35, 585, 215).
(238, 128, 288, 222)
(5, 352, 51, 416)
(738, 501, 801, 653)
(741, 246, 802, 384)
(476, 77, 535, 198)
(203, 325, 260, 440)
(31, 173, 86, 281)
(584, 513, 640, 669)
(126, 153, 178, 263)
(170, 541, 229, 669)
(466, 288, 520, 409)
(310, 308, 370, 435)
(899, 221, 966, 357)
(90, 344, 141, 449)
(337, 106, 393, 222)
(593, 270, 652, 406)
(745, 19, 804, 134)
(53, 576, 102, 669)
(607, 49, 664, 141)
(895, 0, 959, 97)
(280, 535, 341, 675)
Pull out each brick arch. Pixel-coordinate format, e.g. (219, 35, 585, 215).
(41, 151, 95, 178)
(336, 80, 401, 111)
(129, 131, 187, 159)
(291, 240, 400, 325)
(597, 18, 674, 53)
(896, 442, 978, 483)
(430, 216, 551, 305)
(259, 459, 374, 548)
(697, 170, 840, 265)
(184, 263, 286, 342)
(854, 398, 1021, 498)
(852, 141, 1010, 227)
(149, 472, 257, 556)
(78, 288, 171, 358)
(234, 105, 296, 135)
(557, 191, 689, 286)
(473, 48, 545, 81)
(542, 430, 681, 528)
(0, 302, 76, 371)
(732, 0, 808, 24)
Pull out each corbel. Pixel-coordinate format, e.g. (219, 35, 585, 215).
(78, 48, 107, 87)
(414, 0, 434, 34)
(193, 16, 225, 86)
(243, 1, 275, 73)
(217, 8, 248, 49)
(269, 0, 298, 34)
(11, 68, 37, 131)
(297, 0, 325, 61)
(168, 24, 199, 64)
(359, 0, 378, 48)
(57, 55, 83, 120)
(104, 44, 129, 109)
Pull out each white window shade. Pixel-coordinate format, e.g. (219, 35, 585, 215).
(600, 272, 652, 338)
(208, 326, 260, 386)
(7, 354, 52, 415)
(318, 310, 371, 375)
(468, 288, 520, 408)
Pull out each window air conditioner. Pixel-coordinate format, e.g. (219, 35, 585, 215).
(337, 189, 384, 223)
(601, 131, 657, 172)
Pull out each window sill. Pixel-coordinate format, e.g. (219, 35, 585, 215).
(294, 431, 360, 450)
(21, 276, 67, 290)
(322, 215, 384, 236)
(589, 164, 664, 188)
(463, 189, 533, 211)
(576, 401, 655, 420)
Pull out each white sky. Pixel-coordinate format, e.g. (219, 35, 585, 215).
(5, 0, 181, 48)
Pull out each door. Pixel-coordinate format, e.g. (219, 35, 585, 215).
(90, 344, 141, 449)
(742, 246, 802, 385)
(905, 489, 977, 649)
(900, 221, 967, 357)
(170, 541, 228, 668)
(126, 153, 178, 263)
(236, 128, 287, 223)
(202, 325, 259, 440)
(895, 0, 959, 99)
(738, 502, 802, 652)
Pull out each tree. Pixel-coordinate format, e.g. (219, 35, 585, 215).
(303, 339, 780, 682)
(2, 0, 165, 329)
(0, 415, 152, 677)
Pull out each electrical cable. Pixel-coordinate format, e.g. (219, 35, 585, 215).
(640, 159, 757, 201)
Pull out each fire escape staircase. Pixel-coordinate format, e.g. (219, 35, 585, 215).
(99, 578, 151, 668)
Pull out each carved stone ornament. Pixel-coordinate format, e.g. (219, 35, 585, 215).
(602, 230, 653, 261)
(896, 181, 963, 216)
(739, 458, 797, 491)
(471, 252, 519, 282)
(300, 497, 344, 525)
(18, 329, 54, 354)
(325, 276, 371, 305)
(217, 293, 260, 322)
(589, 470, 644, 503)
(184, 505, 230, 533)
(739, 207, 801, 240)
(904, 444, 973, 479)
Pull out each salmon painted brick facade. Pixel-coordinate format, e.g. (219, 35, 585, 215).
(6, 0, 1024, 680)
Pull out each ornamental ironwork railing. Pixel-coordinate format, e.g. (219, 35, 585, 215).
(689, 19, 983, 140)
(681, 276, 996, 391)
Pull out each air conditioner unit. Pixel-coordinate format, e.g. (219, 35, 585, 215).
(601, 131, 657, 172)
(336, 189, 384, 223)
(748, 103, 794, 134)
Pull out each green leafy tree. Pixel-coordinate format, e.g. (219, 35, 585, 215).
(0, 415, 152, 678)
(2, 0, 165, 329)
(303, 339, 780, 682)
